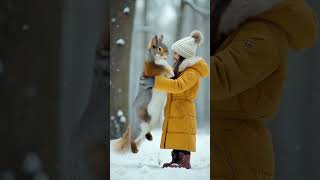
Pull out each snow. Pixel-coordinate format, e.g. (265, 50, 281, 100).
(23, 152, 42, 174)
(123, 7, 130, 14)
(22, 24, 31, 31)
(110, 130, 210, 180)
(116, 39, 126, 46)
(120, 116, 126, 123)
(117, 110, 124, 117)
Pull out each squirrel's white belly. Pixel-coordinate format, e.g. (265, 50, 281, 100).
(147, 90, 167, 127)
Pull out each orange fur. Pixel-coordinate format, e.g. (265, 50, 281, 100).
(115, 127, 131, 153)
(143, 61, 166, 77)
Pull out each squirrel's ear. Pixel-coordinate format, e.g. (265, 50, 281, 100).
(151, 35, 158, 48)
(159, 35, 163, 43)
(147, 35, 158, 49)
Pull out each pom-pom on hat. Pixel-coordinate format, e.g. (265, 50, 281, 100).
(171, 30, 204, 58)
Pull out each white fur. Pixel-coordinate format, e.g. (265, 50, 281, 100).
(136, 90, 167, 144)
(219, 0, 282, 34)
(155, 58, 169, 67)
(155, 56, 175, 78)
(135, 122, 150, 143)
(178, 56, 202, 72)
(147, 90, 167, 128)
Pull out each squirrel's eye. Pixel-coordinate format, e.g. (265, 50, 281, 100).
(158, 47, 162, 51)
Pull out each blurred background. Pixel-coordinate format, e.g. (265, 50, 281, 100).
(0, 0, 108, 179)
(268, 0, 320, 179)
(110, 0, 210, 139)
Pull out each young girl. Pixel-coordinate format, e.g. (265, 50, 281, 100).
(142, 30, 209, 169)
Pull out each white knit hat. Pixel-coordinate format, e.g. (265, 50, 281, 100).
(171, 30, 204, 58)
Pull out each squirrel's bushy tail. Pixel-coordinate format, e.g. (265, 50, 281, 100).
(114, 126, 131, 153)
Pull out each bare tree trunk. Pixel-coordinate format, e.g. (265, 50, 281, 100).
(58, 0, 107, 179)
(110, 0, 135, 138)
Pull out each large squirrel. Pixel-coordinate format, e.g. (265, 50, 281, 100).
(115, 35, 174, 153)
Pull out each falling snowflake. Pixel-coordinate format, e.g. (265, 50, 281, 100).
(22, 24, 30, 31)
(111, 18, 116, 23)
(111, 116, 115, 120)
(117, 88, 123, 93)
(115, 123, 120, 128)
(116, 38, 125, 46)
(123, 6, 130, 14)
(33, 172, 50, 180)
(117, 110, 124, 117)
(23, 152, 42, 174)
(120, 116, 126, 123)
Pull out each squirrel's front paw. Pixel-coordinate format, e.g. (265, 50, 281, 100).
(166, 69, 175, 78)
(163, 66, 175, 78)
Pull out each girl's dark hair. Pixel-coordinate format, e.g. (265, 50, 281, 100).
(172, 55, 185, 79)
(211, 0, 232, 55)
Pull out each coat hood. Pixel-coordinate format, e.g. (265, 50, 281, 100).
(219, 0, 319, 50)
(178, 56, 209, 77)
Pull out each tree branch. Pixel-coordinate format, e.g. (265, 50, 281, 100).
(134, 25, 157, 33)
(182, 0, 210, 17)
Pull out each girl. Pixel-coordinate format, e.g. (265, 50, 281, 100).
(142, 30, 209, 169)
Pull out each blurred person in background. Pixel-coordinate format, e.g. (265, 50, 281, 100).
(211, 0, 318, 179)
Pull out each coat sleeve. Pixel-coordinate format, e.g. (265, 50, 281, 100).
(211, 22, 284, 100)
(154, 68, 200, 93)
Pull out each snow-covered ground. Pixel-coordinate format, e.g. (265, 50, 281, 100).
(110, 130, 210, 180)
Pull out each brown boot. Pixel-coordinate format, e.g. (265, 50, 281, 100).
(162, 151, 179, 168)
(178, 153, 191, 169)
(168, 152, 191, 169)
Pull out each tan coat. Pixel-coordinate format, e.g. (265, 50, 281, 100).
(212, 0, 318, 179)
(154, 57, 209, 152)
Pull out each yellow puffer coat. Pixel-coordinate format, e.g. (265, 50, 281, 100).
(154, 57, 209, 152)
(212, 0, 318, 179)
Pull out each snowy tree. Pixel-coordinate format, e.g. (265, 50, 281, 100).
(110, 0, 136, 139)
